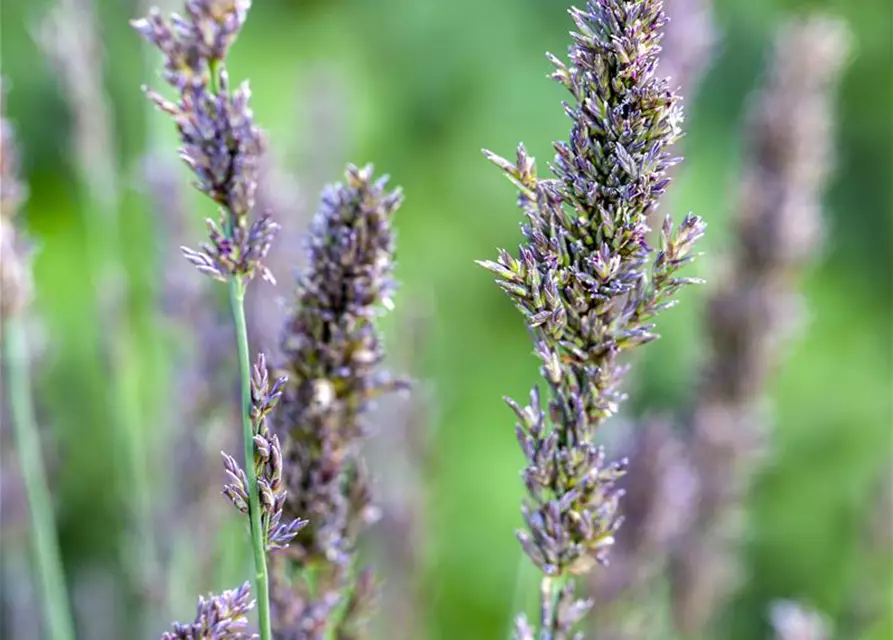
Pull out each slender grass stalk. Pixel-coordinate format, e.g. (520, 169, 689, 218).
(4, 317, 76, 640)
(213, 52, 271, 639)
(133, 6, 305, 638)
(541, 575, 571, 632)
(228, 275, 272, 640)
(2, 77, 75, 640)
(35, 4, 160, 632)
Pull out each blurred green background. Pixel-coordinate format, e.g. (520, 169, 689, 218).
(1, 0, 890, 638)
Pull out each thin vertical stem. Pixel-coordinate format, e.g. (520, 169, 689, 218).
(77, 128, 158, 640)
(4, 316, 76, 640)
(228, 276, 272, 640)
(38, 0, 159, 627)
(540, 574, 570, 636)
(140, 0, 185, 622)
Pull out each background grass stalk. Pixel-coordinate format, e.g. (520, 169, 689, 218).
(229, 276, 272, 639)
(76, 130, 159, 640)
(4, 316, 76, 640)
(36, 1, 161, 625)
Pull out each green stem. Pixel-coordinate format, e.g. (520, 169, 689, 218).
(63, 14, 157, 625)
(4, 316, 76, 640)
(209, 59, 220, 94)
(77, 141, 158, 638)
(541, 574, 571, 634)
(228, 277, 272, 640)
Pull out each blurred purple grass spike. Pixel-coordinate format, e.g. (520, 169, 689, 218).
(271, 163, 408, 638)
(658, 0, 718, 110)
(669, 15, 852, 636)
(37, 0, 166, 633)
(0, 81, 30, 319)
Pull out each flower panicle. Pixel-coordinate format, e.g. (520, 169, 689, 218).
(131, 0, 250, 90)
(481, 0, 706, 635)
(136, 3, 298, 637)
(160, 582, 257, 640)
(669, 16, 851, 636)
(133, 0, 275, 284)
(270, 163, 406, 635)
(276, 163, 406, 564)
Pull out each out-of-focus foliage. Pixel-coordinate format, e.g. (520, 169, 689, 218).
(0, 0, 889, 638)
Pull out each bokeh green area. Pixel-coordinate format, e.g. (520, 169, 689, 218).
(1, 0, 890, 638)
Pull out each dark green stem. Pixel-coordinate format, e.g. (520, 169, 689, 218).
(4, 316, 76, 640)
(228, 277, 272, 640)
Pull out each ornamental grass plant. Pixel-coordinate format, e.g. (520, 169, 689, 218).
(0, 0, 885, 638)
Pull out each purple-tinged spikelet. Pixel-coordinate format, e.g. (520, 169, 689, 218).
(222, 354, 308, 551)
(133, 0, 250, 85)
(161, 582, 256, 640)
(133, 0, 276, 284)
(480, 0, 705, 634)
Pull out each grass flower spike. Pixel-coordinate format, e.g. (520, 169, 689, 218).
(133, 0, 277, 284)
(670, 16, 851, 634)
(134, 2, 305, 637)
(480, 0, 705, 634)
(272, 164, 407, 636)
